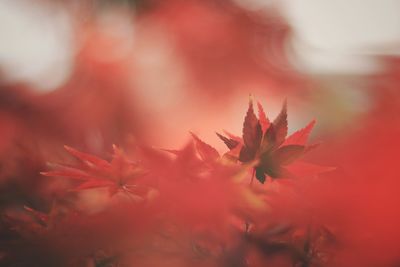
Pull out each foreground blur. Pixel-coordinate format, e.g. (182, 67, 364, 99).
(0, 1, 400, 267)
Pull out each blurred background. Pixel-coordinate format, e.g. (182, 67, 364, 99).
(1, 0, 399, 149)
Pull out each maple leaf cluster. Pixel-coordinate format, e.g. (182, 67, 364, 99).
(217, 99, 318, 183)
(0, 98, 329, 267)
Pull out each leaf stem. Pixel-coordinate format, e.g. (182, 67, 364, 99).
(250, 168, 255, 187)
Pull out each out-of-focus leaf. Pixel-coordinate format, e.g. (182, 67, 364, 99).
(190, 132, 219, 163)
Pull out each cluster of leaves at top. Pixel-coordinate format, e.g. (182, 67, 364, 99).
(3, 98, 333, 267)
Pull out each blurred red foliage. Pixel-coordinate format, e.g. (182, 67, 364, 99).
(297, 58, 400, 267)
(0, 0, 399, 266)
(140, 0, 308, 98)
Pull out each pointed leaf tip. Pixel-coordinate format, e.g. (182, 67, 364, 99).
(191, 132, 219, 162)
(216, 132, 239, 150)
(63, 145, 111, 170)
(283, 120, 316, 146)
(242, 99, 262, 150)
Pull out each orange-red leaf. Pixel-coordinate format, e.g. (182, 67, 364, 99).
(64, 145, 111, 171)
(73, 180, 113, 191)
(283, 120, 316, 146)
(44, 146, 149, 198)
(190, 132, 220, 162)
(275, 145, 305, 165)
(41, 169, 97, 180)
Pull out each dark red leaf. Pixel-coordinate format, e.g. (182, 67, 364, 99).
(240, 99, 262, 162)
(255, 167, 266, 183)
(274, 145, 305, 165)
(239, 146, 256, 162)
(222, 130, 242, 142)
(216, 132, 239, 150)
(261, 124, 276, 151)
(272, 100, 288, 147)
(243, 99, 262, 151)
(257, 101, 270, 133)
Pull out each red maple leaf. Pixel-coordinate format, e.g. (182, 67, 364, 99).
(42, 145, 149, 199)
(218, 98, 323, 183)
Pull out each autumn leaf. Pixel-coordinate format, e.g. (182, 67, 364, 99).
(274, 145, 305, 165)
(216, 132, 239, 150)
(283, 120, 316, 147)
(190, 132, 219, 163)
(271, 99, 288, 148)
(42, 145, 149, 198)
(216, 130, 242, 161)
(218, 98, 320, 184)
(239, 99, 262, 162)
(257, 101, 270, 133)
(64, 145, 111, 172)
